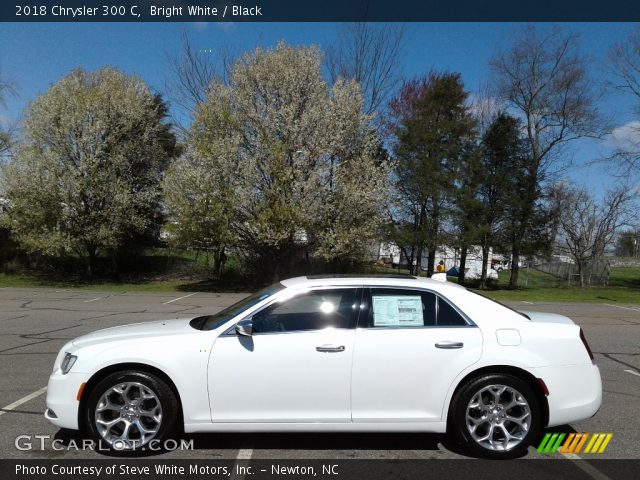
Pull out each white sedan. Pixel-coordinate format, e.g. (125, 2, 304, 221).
(45, 274, 601, 458)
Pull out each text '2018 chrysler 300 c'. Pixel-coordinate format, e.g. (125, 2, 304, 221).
(45, 274, 602, 458)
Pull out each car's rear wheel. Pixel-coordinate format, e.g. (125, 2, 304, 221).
(449, 373, 542, 459)
(86, 370, 179, 453)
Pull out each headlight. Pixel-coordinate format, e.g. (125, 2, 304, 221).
(60, 352, 77, 374)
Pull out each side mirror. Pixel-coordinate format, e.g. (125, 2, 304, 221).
(235, 318, 253, 337)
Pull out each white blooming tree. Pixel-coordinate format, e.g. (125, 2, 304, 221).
(1, 68, 178, 275)
(164, 43, 391, 280)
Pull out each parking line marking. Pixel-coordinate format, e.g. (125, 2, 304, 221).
(83, 297, 103, 303)
(521, 301, 534, 305)
(236, 448, 253, 460)
(603, 303, 640, 312)
(561, 453, 613, 480)
(624, 369, 640, 378)
(163, 293, 197, 305)
(0, 386, 47, 418)
(229, 445, 253, 480)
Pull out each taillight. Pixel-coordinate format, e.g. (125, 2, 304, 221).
(579, 328, 594, 361)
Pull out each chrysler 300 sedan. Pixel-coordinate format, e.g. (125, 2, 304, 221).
(45, 274, 602, 458)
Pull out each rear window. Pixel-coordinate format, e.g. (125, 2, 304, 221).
(436, 297, 468, 326)
(364, 288, 469, 327)
(368, 288, 437, 327)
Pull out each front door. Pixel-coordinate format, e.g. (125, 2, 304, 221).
(208, 287, 360, 423)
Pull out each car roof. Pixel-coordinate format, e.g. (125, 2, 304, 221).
(279, 274, 465, 292)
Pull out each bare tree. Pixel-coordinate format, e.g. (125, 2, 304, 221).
(553, 184, 633, 287)
(164, 32, 236, 132)
(607, 27, 640, 176)
(470, 82, 503, 135)
(326, 23, 405, 119)
(490, 25, 601, 287)
(0, 73, 17, 157)
(0, 75, 15, 106)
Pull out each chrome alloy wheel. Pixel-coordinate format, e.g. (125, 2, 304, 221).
(94, 382, 162, 449)
(465, 384, 531, 451)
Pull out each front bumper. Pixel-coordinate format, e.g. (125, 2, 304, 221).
(530, 363, 602, 427)
(44, 371, 89, 430)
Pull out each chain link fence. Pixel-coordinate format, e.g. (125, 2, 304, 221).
(530, 259, 611, 286)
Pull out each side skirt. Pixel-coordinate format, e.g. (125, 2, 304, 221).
(183, 421, 448, 434)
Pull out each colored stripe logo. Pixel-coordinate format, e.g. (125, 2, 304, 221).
(537, 433, 613, 454)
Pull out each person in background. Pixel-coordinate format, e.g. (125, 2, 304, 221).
(436, 260, 446, 273)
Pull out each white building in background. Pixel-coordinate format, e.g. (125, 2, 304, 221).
(551, 253, 575, 264)
(377, 242, 496, 279)
(378, 243, 402, 265)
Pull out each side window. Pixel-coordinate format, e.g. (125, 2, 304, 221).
(251, 288, 359, 334)
(436, 296, 468, 326)
(367, 288, 436, 328)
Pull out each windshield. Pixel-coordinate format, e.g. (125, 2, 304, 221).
(193, 283, 286, 331)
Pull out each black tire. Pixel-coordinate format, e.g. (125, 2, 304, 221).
(85, 370, 179, 454)
(448, 373, 542, 459)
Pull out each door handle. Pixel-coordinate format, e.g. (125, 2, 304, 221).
(435, 341, 464, 349)
(316, 344, 345, 353)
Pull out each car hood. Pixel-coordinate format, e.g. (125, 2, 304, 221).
(71, 318, 196, 348)
(519, 310, 575, 325)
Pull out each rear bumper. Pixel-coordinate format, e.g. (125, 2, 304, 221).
(44, 371, 88, 430)
(530, 363, 602, 427)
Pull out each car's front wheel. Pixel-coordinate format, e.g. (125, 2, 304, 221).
(449, 373, 542, 459)
(86, 370, 179, 453)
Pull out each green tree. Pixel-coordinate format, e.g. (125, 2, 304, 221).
(615, 230, 639, 257)
(476, 113, 529, 288)
(1, 68, 178, 276)
(178, 43, 390, 281)
(389, 72, 477, 276)
(451, 145, 483, 285)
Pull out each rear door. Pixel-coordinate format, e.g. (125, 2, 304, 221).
(351, 287, 483, 422)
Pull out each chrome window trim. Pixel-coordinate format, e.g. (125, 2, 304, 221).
(356, 324, 477, 331)
(222, 326, 357, 337)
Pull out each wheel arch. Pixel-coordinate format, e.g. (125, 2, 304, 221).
(77, 362, 184, 432)
(446, 364, 549, 428)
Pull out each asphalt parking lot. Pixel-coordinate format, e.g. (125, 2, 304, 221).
(0, 287, 638, 461)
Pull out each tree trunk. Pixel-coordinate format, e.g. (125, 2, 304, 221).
(458, 245, 468, 285)
(272, 259, 281, 283)
(212, 246, 226, 277)
(86, 245, 97, 278)
(401, 246, 415, 275)
(271, 246, 294, 283)
(111, 252, 118, 278)
(480, 237, 490, 289)
(577, 262, 584, 288)
(415, 243, 423, 276)
(427, 248, 436, 277)
(509, 251, 520, 289)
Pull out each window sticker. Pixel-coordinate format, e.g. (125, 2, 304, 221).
(372, 295, 423, 326)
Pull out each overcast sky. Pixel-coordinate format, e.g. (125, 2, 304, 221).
(1, 22, 638, 197)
